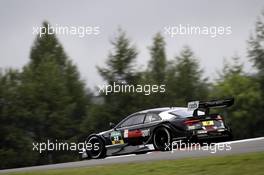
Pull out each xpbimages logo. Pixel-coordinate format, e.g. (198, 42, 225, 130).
(97, 82, 166, 95)
(164, 140, 232, 154)
(32, 23, 100, 38)
(164, 24, 232, 38)
(32, 140, 100, 154)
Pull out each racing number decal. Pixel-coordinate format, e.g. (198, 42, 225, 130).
(110, 131, 124, 145)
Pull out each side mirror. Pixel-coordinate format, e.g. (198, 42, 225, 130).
(109, 122, 116, 129)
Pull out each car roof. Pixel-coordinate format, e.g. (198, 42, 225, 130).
(137, 107, 186, 114)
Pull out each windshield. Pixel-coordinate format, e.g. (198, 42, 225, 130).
(170, 109, 204, 118)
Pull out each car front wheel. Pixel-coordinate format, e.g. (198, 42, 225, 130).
(86, 135, 106, 159)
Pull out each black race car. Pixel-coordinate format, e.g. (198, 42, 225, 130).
(84, 98, 234, 159)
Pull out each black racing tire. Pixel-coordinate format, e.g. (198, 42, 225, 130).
(224, 132, 233, 142)
(227, 128, 234, 141)
(86, 135, 106, 159)
(153, 127, 171, 151)
(135, 151, 148, 155)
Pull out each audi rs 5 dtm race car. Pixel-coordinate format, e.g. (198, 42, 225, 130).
(83, 98, 234, 159)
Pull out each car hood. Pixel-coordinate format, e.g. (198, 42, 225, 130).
(98, 129, 114, 136)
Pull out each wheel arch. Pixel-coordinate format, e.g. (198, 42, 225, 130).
(153, 122, 173, 134)
(86, 133, 106, 144)
(151, 122, 173, 141)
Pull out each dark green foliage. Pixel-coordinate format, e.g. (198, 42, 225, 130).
(211, 57, 263, 138)
(0, 70, 38, 169)
(0, 22, 89, 168)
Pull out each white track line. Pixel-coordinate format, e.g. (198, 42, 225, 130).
(105, 154, 136, 159)
(217, 137, 264, 144)
(104, 137, 264, 159)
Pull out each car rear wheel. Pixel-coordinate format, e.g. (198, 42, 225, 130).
(86, 135, 106, 159)
(153, 127, 171, 151)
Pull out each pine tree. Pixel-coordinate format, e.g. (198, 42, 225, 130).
(166, 46, 208, 106)
(139, 33, 168, 107)
(147, 33, 167, 84)
(30, 22, 67, 67)
(248, 12, 264, 73)
(248, 10, 264, 92)
(247, 10, 264, 138)
(19, 22, 88, 164)
(90, 29, 140, 131)
(97, 29, 138, 84)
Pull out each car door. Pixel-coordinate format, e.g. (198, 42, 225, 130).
(141, 112, 162, 142)
(115, 113, 146, 145)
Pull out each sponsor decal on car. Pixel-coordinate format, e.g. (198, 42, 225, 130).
(110, 131, 124, 145)
(128, 130, 142, 138)
(187, 101, 199, 111)
(141, 129, 150, 137)
(123, 129, 150, 138)
(124, 129, 129, 138)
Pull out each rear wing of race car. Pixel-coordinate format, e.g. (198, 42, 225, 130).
(187, 98, 234, 117)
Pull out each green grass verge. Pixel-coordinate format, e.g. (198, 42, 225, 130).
(6, 152, 264, 175)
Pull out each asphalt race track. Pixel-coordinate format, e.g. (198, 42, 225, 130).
(1, 137, 264, 174)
